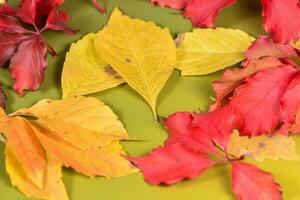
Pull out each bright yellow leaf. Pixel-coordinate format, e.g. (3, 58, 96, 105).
(6, 147, 68, 200)
(94, 8, 176, 119)
(176, 28, 255, 75)
(61, 33, 124, 98)
(227, 131, 299, 161)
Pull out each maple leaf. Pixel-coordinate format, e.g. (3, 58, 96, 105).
(128, 143, 214, 185)
(94, 8, 176, 119)
(176, 28, 254, 75)
(261, 0, 300, 44)
(227, 131, 299, 161)
(0, 0, 77, 96)
(61, 33, 124, 98)
(246, 36, 299, 60)
(231, 162, 282, 200)
(0, 96, 137, 200)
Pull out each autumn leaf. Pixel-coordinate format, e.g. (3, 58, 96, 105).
(261, 0, 300, 44)
(0, 96, 137, 200)
(227, 131, 299, 161)
(231, 162, 282, 200)
(61, 33, 124, 98)
(94, 8, 176, 119)
(128, 143, 214, 185)
(176, 28, 254, 75)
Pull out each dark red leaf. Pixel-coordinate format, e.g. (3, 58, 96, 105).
(183, 0, 236, 27)
(9, 36, 48, 96)
(230, 65, 297, 136)
(0, 15, 28, 33)
(44, 8, 78, 34)
(261, 0, 300, 44)
(129, 143, 214, 185)
(231, 162, 282, 200)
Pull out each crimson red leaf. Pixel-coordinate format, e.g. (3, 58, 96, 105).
(183, 0, 236, 27)
(129, 143, 214, 185)
(211, 57, 289, 110)
(0, 32, 26, 66)
(230, 65, 297, 136)
(44, 8, 78, 34)
(246, 36, 298, 60)
(164, 112, 216, 154)
(17, 0, 37, 25)
(261, 0, 300, 44)
(231, 162, 282, 200)
(9, 36, 47, 96)
(0, 15, 28, 33)
(150, 0, 188, 9)
(193, 106, 235, 149)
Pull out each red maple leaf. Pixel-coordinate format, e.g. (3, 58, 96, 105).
(0, 0, 77, 107)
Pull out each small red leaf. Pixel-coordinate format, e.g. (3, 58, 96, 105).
(183, 0, 236, 27)
(129, 143, 214, 185)
(10, 36, 48, 96)
(44, 8, 78, 34)
(150, 0, 188, 9)
(211, 57, 289, 110)
(261, 0, 300, 44)
(164, 112, 216, 154)
(246, 36, 298, 60)
(231, 162, 282, 200)
(230, 65, 297, 136)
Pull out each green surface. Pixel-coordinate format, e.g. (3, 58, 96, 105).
(0, 0, 300, 199)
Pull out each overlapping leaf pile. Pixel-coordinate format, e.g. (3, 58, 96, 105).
(0, 96, 137, 200)
(0, 0, 77, 106)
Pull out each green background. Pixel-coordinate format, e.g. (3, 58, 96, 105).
(1, 0, 300, 199)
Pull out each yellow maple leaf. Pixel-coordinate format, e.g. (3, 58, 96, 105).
(0, 96, 138, 200)
(61, 33, 124, 98)
(94, 8, 176, 119)
(176, 28, 255, 75)
(227, 131, 299, 161)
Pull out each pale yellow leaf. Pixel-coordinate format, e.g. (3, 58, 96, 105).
(176, 28, 255, 75)
(94, 8, 176, 118)
(293, 40, 300, 50)
(61, 33, 124, 98)
(227, 131, 299, 161)
(6, 147, 68, 200)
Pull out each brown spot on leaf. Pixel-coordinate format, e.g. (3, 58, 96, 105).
(175, 33, 185, 47)
(104, 64, 118, 76)
(258, 142, 266, 148)
(114, 75, 122, 80)
(125, 58, 132, 63)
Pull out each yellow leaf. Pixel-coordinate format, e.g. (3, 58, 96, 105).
(94, 8, 176, 119)
(176, 28, 255, 75)
(61, 33, 124, 98)
(227, 131, 299, 161)
(6, 146, 68, 200)
(0, 115, 46, 189)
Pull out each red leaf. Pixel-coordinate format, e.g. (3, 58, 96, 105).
(183, 0, 236, 27)
(9, 36, 48, 96)
(150, 0, 189, 9)
(0, 86, 7, 108)
(246, 36, 298, 60)
(0, 15, 28, 33)
(164, 112, 216, 154)
(0, 31, 27, 66)
(230, 65, 297, 136)
(261, 0, 300, 44)
(18, 0, 37, 25)
(44, 8, 78, 34)
(231, 162, 282, 200)
(211, 57, 289, 110)
(193, 106, 236, 149)
(129, 143, 214, 185)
